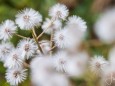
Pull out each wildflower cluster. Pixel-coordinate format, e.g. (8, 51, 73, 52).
(0, 3, 112, 86)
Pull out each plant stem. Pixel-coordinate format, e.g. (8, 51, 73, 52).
(32, 28, 43, 54)
(23, 62, 30, 68)
(37, 18, 55, 40)
(50, 30, 54, 56)
(49, 45, 56, 52)
(14, 33, 28, 39)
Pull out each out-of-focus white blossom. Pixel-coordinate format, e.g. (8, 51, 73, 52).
(44, 73, 70, 86)
(90, 55, 108, 75)
(0, 20, 17, 41)
(94, 8, 115, 44)
(15, 8, 42, 30)
(54, 28, 77, 48)
(18, 39, 37, 59)
(66, 52, 89, 77)
(49, 3, 69, 20)
(53, 51, 70, 72)
(42, 18, 62, 34)
(66, 15, 87, 31)
(0, 42, 14, 62)
(30, 56, 54, 86)
(4, 49, 24, 69)
(5, 68, 27, 86)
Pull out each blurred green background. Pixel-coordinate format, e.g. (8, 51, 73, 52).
(0, 0, 114, 86)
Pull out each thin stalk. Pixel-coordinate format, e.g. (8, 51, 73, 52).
(14, 33, 28, 39)
(48, 45, 56, 52)
(50, 30, 54, 56)
(32, 28, 43, 54)
(37, 18, 55, 40)
(23, 62, 30, 68)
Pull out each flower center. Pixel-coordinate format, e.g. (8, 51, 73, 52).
(59, 34, 64, 40)
(56, 11, 61, 18)
(25, 44, 30, 52)
(5, 28, 10, 34)
(59, 59, 66, 64)
(13, 54, 18, 60)
(23, 15, 30, 22)
(13, 71, 20, 78)
(95, 62, 101, 68)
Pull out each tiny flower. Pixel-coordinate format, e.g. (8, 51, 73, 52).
(0, 42, 14, 62)
(5, 68, 27, 86)
(0, 20, 17, 41)
(49, 3, 69, 20)
(53, 51, 70, 72)
(90, 55, 108, 75)
(42, 18, 62, 34)
(4, 49, 24, 69)
(54, 28, 77, 48)
(66, 15, 87, 31)
(15, 8, 42, 30)
(18, 39, 37, 59)
(39, 40, 51, 54)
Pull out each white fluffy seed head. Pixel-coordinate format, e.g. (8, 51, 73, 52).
(5, 68, 27, 86)
(30, 56, 54, 86)
(4, 49, 24, 69)
(94, 8, 115, 44)
(15, 8, 42, 30)
(0, 42, 14, 62)
(66, 15, 87, 31)
(42, 18, 62, 34)
(44, 73, 70, 86)
(53, 51, 70, 72)
(89, 55, 108, 75)
(49, 3, 69, 20)
(0, 20, 17, 41)
(54, 28, 78, 49)
(18, 39, 37, 60)
(66, 52, 89, 77)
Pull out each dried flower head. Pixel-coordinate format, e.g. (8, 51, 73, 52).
(49, 3, 69, 20)
(15, 8, 42, 30)
(0, 20, 17, 41)
(5, 68, 27, 85)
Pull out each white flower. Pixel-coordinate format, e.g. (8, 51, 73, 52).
(94, 8, 115, 44)
(0, 42, 14, 62)
(49, 3, 69, 20)
(0, 20, 17, 41)
(44, 73, 70, 86)
(4, 49, 24, 69)
(39, 40, 51, 54)
(54, 28, 77, 48)
(66, 52, 89, 77)
(90, 55, 108, 75)
(42, 18, 62, 34)
(15, 8, 42, 30)
(18, 39, 37, 60)
(53, 51, 70, 72)
(5, 68, 27, 86)
(66, 15, 87, 31)
(30, 56, 54, 86)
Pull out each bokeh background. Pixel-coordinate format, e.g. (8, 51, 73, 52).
(0, 0, 115, 86)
